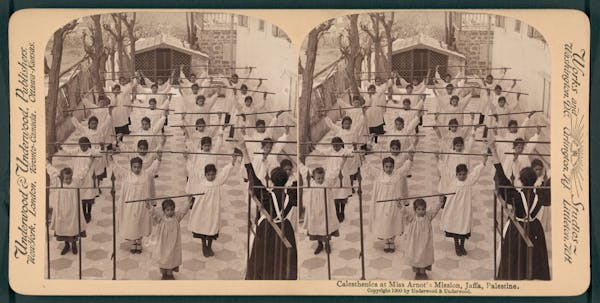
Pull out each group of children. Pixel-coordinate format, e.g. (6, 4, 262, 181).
(300, 67, 549, 280)
(47, 66, 297, 280)
(46, 64, 549, 281)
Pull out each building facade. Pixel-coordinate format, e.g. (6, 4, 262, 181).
(195, 13, 297, 111)
(450, 12, 551, 116)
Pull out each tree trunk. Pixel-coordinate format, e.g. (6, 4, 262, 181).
(299, 28, 319, 156)
(88, 15, 106, 94)
(46, 21, 77, 154)
(372, 18, 382, 74)
(346, 15, 362, 95)
(46, 31, 64, 153)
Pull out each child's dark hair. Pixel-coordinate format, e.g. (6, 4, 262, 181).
(452, 136, 464, 147)
(413, 198, 427, 210)
(270, 167, 289, 186)
(195, 118, 206, 126)
(141, 117, 151, 124)
(98, 94, 109, 103)
(390, 139, 401, 149)
(450, 95, 459, 102)
(405, 84, 414, 90)
(137, 139, 149, 149)
(151, 83, 158, 89)
(395, 117, 405, 124)
(78, 136, 91, 148)
(508, 119, 518, 127)
(531, 158, 544, 168)
(382, 157, 395, 166)
(191, 83, 199, 89)
(88, 116, 99, 125)
(161, 199, 175, 211)
(240, 84, 248, 90)
(204, 164, 217, 174)
(456, 164, 468, 174)
(498, 96, 507, 103)
(402, 98, 411, 105)
(244, 96, 253, 103)
(60, 167, 73, 178)
(196, 95, 206, 102)
(280, 159, 293, 168)
(190, 73, 197, 78)
(519, 167, 537, 186)
(261, 137, 274, 148)
(256, 119, 266, 127)
(130, 157, 143, 167)
(331, 136, 344, 145)
(448, 119, 459, 127)
(148, 98, 157, 104)
(513, 138, 525, 148)
(495, 85, 503, 90)
(201, 136, 212, 146)
(341, 116, 353, 124)
(446, 83, 454, 89)
(112, 84, 121, 91)
(312, 167, 325, 176)
(368, 84, 376, 91)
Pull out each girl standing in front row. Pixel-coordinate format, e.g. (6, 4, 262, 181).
(187, 156, 239, 257)
(402, 198, 443, 280)
(147, 199, 191, 280)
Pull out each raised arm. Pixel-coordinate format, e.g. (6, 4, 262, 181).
(71, 117, 87, 133)
(427, 199, 443, 219)
(271, 131, 290, 154)
(217, 162, 235, 185)
(324, 116, 343, 134)
(393, 156, 414, 181)
(459, 93, 473, 111)
(151, 116, 167, 134)
(205, 91, 220, 111)
(467, 161, 486, 185)
(46, 163, 61, 181)
(406, 116, 421, 133)
(240, 141, 271, 200)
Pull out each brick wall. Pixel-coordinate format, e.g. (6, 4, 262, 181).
(455, 30, 494, 72)
(197, 29, 237, 75)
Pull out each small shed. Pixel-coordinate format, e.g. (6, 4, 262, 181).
(134, 34, 210, 82)
(391, 34, 466, 83)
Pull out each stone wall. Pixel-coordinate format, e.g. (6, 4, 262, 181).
(454, 30, 494, 72)
(197, 29, 237, 75)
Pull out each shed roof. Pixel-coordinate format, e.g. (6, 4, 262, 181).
(392, 33, 465, 59)
(135, 34, 209, 59)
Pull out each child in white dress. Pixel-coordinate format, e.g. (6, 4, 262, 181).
(402, 198, 443, 280)
(148, 199, 190, 280)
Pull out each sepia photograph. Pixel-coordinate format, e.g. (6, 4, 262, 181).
(7, 6, 591, 295)
(44, 11, 298, 280)
(297, 11, 552, 281)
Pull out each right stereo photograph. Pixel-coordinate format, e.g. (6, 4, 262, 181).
(296, 11, 551, 281)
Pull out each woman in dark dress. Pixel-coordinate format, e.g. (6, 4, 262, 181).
(239, 141, 298, 280)
(491, 143, 551, 280)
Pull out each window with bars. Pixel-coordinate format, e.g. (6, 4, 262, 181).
(238, 15, 248, 27)
(514, 20, 521, 32)
(391, 49, 448, 84)
(495, 15, 505, 28)
(527, 25, 547, 43)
